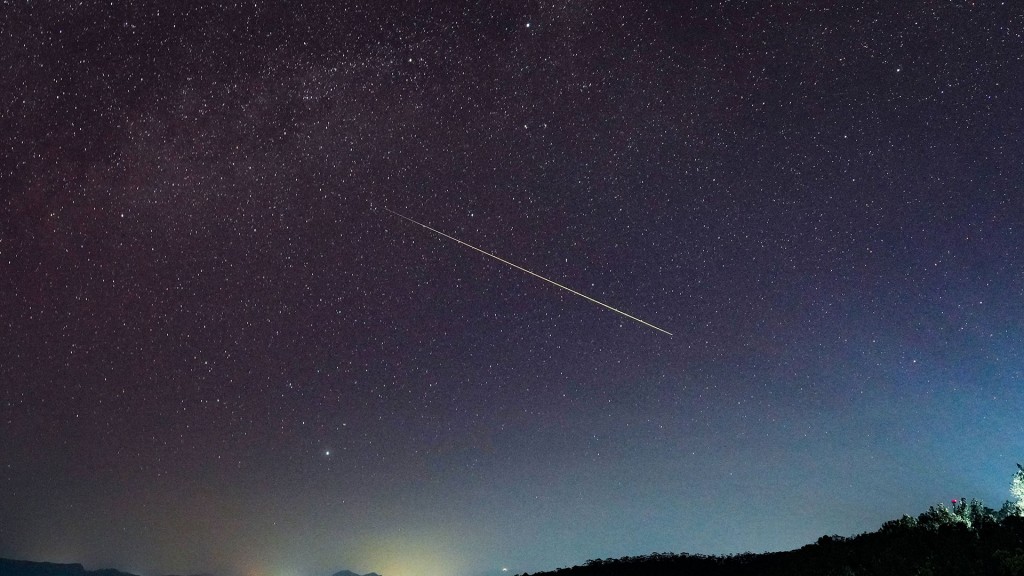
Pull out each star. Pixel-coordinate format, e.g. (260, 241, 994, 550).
(3, 4, 1019, 576)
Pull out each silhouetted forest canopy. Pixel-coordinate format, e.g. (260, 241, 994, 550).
(519, 466, 1024, 576)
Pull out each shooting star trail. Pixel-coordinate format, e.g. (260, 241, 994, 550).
(382, 207, 672, 336)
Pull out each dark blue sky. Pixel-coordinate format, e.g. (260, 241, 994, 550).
(2, 2, 1023, 576)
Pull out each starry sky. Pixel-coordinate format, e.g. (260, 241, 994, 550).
(2, 2, 1024, 576)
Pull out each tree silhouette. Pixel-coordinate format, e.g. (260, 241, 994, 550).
(520, 464, 1024, 576)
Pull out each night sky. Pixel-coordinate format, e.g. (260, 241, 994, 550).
(2, 2, 1024, 576)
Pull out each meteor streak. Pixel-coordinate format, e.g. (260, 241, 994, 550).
(383, 207, 672, 336)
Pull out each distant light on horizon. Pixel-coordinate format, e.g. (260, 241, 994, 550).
(3, 3, 1022, 576)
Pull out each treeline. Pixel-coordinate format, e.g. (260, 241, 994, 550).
(518, 499, 1024, 576)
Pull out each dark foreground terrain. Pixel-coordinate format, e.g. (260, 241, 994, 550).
(0, 560, 378, 576)
(4, 503, 1023, 576)
(521, 502, 1024, 576)
(0, 560, 141, 576)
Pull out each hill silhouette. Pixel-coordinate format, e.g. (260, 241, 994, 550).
(517, 500, 1024, 576)
(3, 510, 1023, 576)
(0, 560, 381, 576)
(5, 467, 1024, 576)
(0, 559, 142, 576)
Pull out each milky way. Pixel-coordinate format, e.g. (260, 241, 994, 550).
(2, 3, 1023, 576)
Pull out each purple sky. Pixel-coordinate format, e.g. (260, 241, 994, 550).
(3, 3, 1023, 576)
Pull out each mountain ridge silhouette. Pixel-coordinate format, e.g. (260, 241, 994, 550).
(0, 559, 381, 576)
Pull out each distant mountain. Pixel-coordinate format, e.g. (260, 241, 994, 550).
(0, 560, 381, 576)
(0, 559, 141, 576)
